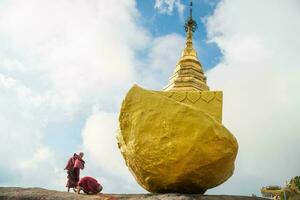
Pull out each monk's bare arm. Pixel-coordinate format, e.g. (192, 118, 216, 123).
(77, 186, 82, 194)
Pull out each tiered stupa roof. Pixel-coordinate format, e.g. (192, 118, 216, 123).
(164, 1, 209, 91)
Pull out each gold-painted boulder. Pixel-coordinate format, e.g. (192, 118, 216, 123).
(117, 85, 238, 194)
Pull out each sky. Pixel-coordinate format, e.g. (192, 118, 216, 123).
(0, 0, 300, 196)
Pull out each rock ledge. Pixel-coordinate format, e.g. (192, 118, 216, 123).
(0, 187, 267, 200)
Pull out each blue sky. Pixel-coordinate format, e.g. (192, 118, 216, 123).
(0, 0, 300, 197)
(136, 0, 221, 70)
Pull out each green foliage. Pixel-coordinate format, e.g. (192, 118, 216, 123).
(266, 185, 282, 190)
(294, 176, 300, 190)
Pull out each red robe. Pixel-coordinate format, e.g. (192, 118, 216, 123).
(78, 176, 102, 194)
(65, 154, 85, 189)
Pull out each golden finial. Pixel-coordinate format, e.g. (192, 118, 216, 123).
(183, 0, 197, 50)
(184, 0, 197, 33)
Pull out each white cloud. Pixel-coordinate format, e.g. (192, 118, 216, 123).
(136, 33, 185, 90)
(205, 0, 300, 196)
(175, 0, 185, 20)
(154, 0, 185, 18)
(82, 111, 127, 176)
(18, 147, 66, 189)
(0, 0, 149, 107)
(155, 0, 176, 14)
(149, 34, 185, 72)
(0, 0, 149, 191)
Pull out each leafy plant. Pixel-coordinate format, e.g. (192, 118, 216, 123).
(294, 176, 300, 191)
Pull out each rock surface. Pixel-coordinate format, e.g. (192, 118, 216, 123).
(0, 187, 267, 200)
(118, 85, 238, 194)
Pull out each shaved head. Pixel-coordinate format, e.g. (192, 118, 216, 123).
(79, 152, 84, 158)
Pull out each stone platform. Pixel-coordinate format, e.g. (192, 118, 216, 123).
(0, 187, 267, 200)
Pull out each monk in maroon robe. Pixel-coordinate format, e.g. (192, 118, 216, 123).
(64, 152, 85, 192)
(77, 176, 103, 195)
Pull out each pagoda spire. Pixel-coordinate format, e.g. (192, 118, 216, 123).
(163, 0, 209, 91)
(184, 0, 197, 50)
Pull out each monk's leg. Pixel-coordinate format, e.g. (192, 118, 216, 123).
(66, 170, 78, 192)
(74, 167, 80, 182)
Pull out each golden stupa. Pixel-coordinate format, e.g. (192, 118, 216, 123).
(117, 1, 238, 194)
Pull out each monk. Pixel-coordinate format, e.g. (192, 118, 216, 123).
(77, 176, 103, 195)
(64, 152, 85, 192)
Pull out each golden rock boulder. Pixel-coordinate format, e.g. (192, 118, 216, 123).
(117, 85, 238, 194)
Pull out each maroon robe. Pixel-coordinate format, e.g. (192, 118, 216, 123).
(78, 176, 102, 194)
(65, 153, 85, 189)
